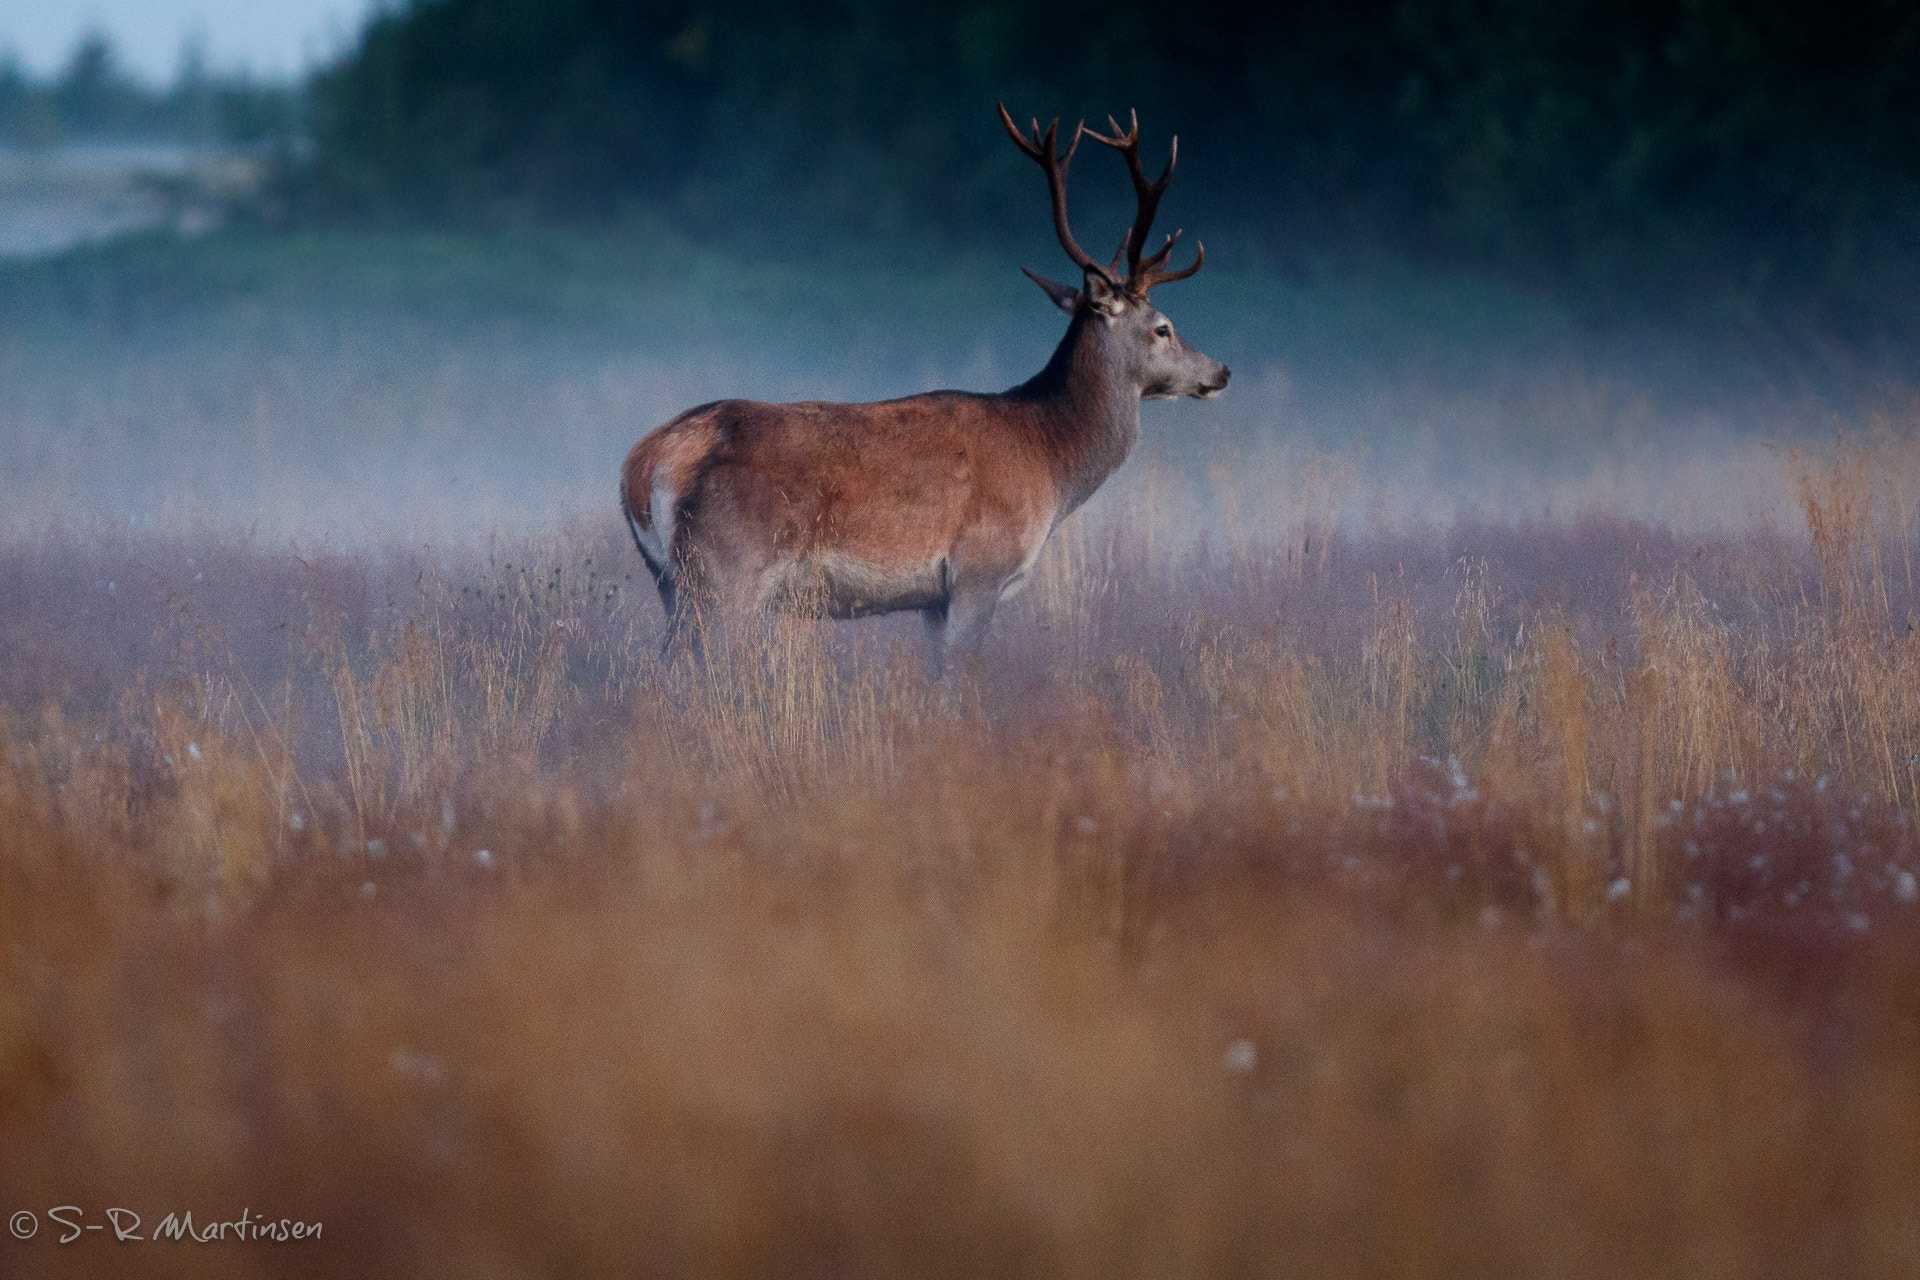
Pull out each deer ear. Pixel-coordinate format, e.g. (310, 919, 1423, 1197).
(1022, 268, 1081, 314)
(1082, 268, 1127, 317)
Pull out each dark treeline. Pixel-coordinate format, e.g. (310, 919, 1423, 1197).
(0, 33, 299, 149)
(298, 0, 1920, 326)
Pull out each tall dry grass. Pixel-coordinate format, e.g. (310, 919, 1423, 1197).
(1, 431, 1919, 1276)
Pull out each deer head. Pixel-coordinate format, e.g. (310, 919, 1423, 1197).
(998, 105, 1228, 401)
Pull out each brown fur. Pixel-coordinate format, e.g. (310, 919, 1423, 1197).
(620, 295, 1227, 664)
(623, 391, 1058, 619)
(621, 111, 1229, 664)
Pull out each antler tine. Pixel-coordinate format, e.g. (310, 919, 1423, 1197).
(997, 103, 1113, 285)
(1086, 107, 1178, 293)
(1137, 229, 1181, 276)
(1060, 121, 1083, 167)
(1140, 238, 1204, 291)
(999, 103, 1044, 161)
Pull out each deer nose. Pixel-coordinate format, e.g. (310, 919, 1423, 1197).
(1195, 365, 1230, 399)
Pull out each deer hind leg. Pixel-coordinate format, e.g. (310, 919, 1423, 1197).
(658, 591, 701, 664)
(659, 540, 782, 668)
(656, 576, 719, 668)
(632, 551, 675, 654)
(633, 543, 711, 665)
(652, 539, 730, 667)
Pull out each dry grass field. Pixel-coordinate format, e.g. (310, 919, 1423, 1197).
(3, 428, 1920, 1277)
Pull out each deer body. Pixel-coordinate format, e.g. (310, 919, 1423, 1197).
(621, 107, 1227, 666)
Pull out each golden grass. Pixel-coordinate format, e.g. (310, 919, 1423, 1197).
(2, 431, 1920, 1276)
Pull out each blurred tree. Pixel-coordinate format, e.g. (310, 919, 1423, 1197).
(170, 34, 218, 148)
(54, 32, 146, 137)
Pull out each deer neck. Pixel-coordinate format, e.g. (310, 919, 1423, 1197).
(1012, 311, 1141, 516)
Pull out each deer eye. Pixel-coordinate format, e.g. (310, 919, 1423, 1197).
(1154, 324, 1171, 338)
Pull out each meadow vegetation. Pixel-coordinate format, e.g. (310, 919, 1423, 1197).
(2, 425, 1919, 1276)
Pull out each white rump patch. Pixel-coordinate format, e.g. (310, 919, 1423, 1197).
(636, 480, 676, 565)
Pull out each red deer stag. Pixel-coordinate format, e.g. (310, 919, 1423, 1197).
(620, 105, 1228, 669)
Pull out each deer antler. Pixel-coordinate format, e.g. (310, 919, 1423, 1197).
(998, 104, 1117, 288)
(1086, 109, 1204, 295)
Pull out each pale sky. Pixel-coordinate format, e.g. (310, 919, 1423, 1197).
(0, 0, 381, 82)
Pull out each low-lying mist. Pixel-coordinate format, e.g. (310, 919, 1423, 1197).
(1, 228, 1903, 546)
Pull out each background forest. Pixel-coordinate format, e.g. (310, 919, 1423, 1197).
(292, 0, 1920, 335)
(12, 1, 1920, 337)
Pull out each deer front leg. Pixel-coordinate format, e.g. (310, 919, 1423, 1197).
(921, 600, 950, 673)
(928, 584, 1002, 686)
